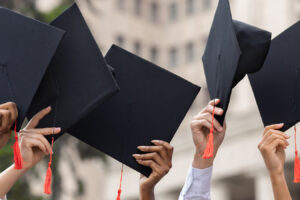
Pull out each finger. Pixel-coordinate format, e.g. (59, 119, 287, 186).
(22, 132, 52, 154)
(269, 138, 289, 150)
(133, 152, 164, 165)
(0, 110, 11, 132)
(191, 119, 217, 133)
(26, 107, 51, 129)
(263, 132, 289, 146)
(200, 113, 223, 132)
(0, 102, 18, 123)
(22, 137, 47, 154)
(202, 104, 223, 116)
(208, 99, 220, 106)
(151, 140, 174, 159)
(260, 129, 286, 145)
(136, 159, 160, 172)
(137, 145, 169, 160)
(25, 127, 61, 136)
(264, 123, 284, 135)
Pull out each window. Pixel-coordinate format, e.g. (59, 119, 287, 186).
(134, 41, 141, 55)
(150, 2, 159, 23)
(169, 47, 178, 67)
(150, 47, 158, 63)
(203, 0, 211, 10)
(116, 35, 125, 47)
(116, 0, 125, 10)
(169, 2, 178, 22)
(186, 0, 195, 15)
(186, 42, 195, 63)
(135, 0, 142, 16)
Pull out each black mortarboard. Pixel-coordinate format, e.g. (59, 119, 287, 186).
(202, 0, 271, 124)
(0, 7, 64, 130)
(69, 45, 200, 176)
(27, 4, 119, 138)
(249, 21, 300, 131)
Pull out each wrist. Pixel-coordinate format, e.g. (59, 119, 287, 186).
(269, 170, 285, 181)
(140, 184, 155, 200)
(192, 149, 216, 169)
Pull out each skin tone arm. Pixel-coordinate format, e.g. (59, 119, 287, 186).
(191, 99, 226, 169)
(258, 123, 292, 200)
(133, 140, 173, 200)
(0, 106, 61, 198)
(0, 102, 18, 149)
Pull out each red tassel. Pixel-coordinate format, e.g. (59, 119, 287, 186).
(13, 121, 23, 169)
(44, 137, 54, 194)
(202, 104, 216, 159)
(294, 126, 300, 183)
(116, 164, 124, 200)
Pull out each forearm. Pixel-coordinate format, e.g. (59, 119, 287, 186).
(193, 149, 215, 169)
(140, 186, 155, 200)
(270, 172, 291, 200)
(0, 165, 27, 197)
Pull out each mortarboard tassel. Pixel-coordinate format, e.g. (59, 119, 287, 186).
(13, 121, 23, 169)
(116, 164, 124, 200)
(294, 126, 300, 183)
(202, 103, 215, 159)
(44, 136, 54, 194)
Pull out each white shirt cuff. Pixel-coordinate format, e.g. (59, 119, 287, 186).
(179, 166, 213, 200)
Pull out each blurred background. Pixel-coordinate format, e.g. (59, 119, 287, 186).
(1, 0, 300, 199)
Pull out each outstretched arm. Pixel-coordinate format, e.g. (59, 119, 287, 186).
(258, 123, 291, 200)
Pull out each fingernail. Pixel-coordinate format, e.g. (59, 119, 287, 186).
(132, 154, 139, 157)
(47, 106, 51, 110)
(55, 127, 61, 132)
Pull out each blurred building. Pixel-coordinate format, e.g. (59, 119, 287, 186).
(72, 0, 300, 199)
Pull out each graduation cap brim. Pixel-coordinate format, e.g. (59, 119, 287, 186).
(27, 4, 119, 139)
(249, 21, 300, 132)
(69, 45, 200, 176)
(0, 7, 65, 130)
(202, 0, 271, 125)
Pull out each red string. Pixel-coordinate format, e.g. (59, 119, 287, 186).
(202, 102, 215, 159)
(116, 164, 124, 200)
(44, 136, 54, 194)
(13, 120, 23, 169)
(294, 126, 300, 183)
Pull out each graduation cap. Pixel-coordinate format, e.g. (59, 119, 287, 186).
(27, 3, 119, 137)
(0, 7, 64, 130)
(0, 7, 64, 171)
(202, 0, 271, 125)
(248, 21, 300, 183)
(26, 4, 119, 194)
(69, 45, 200, 178)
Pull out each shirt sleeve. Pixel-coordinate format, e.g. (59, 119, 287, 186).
(0, 195, 7, 200)
(178, 166, 213, 200)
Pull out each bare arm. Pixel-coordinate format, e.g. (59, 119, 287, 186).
(0, 107, 61, 198)
(258, 124, 291, 200)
